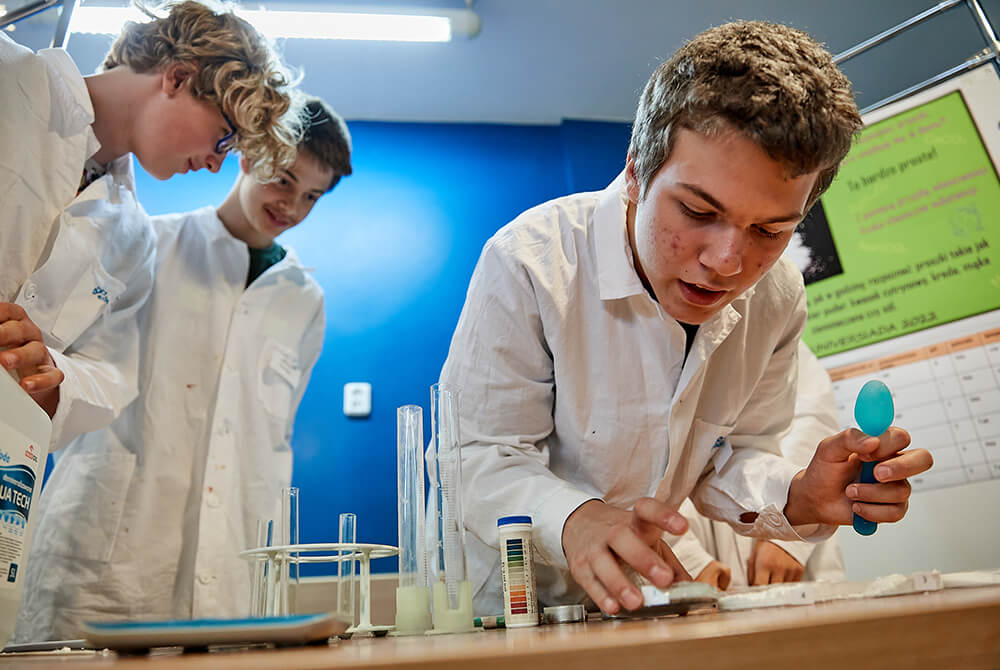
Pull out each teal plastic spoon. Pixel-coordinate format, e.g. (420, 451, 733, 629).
(853, 380, 894, 536)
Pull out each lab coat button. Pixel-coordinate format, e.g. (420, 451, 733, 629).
(206, 492, 221, 508)
(22, 282, 37, 302)
(198, 573, 212, 585)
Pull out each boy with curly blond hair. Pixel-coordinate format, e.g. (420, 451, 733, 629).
(13, 96, 352, 641)
(0, 0, 300, 450)
(0, 0, 300, 641)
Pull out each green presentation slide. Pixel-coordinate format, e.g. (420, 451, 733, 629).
(800, 90, 1000, 357)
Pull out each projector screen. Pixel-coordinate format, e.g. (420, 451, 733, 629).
(798, 70, 1000, 358)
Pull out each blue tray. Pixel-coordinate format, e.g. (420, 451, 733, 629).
(80, 612, 347, 651)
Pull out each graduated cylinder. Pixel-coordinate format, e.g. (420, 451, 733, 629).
(395, 404, 432, 633)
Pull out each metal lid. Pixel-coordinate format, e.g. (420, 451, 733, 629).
(542, 604, 586, 624)
(497, 515, 533, 526)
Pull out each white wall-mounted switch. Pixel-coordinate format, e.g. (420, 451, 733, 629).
(343, 382, 372, 418)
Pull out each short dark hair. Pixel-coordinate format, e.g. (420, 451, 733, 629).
(297, 95, 353, 192)
(629, 21, 862, 207)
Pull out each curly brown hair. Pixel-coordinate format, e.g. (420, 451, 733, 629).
(629, 21, 862, 206)
(102, 0, 300, 180)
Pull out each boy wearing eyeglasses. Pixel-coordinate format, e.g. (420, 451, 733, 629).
(0, 0, 299, 454)
(14, 96, 351, 642)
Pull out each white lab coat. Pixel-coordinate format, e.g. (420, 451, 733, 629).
(0, 33, 156, 450)
(669, 342, 846, 585)
(440, 173, 833, 614)
(15, 207, 325, 642)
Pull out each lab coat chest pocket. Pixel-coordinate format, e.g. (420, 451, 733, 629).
(35, 437, 136, 563)
(50, 262, 124, 347)
(257, 339, 300, 428)
(684, 419, 736, 486)
(38, 218, 126, 348)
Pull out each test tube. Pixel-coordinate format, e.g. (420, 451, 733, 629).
(249, 519, 269, 616)
(281, 487, 299, 614)
(338, 512, 357, 625)
(428, 383, 474, 631)
(263, 519, 276, 615)
(395, 405, 432, 633)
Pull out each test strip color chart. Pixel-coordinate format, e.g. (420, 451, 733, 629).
(505, 539, 529, 614)
(499, 519, 539, 627)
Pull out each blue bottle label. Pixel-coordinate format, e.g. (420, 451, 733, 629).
(0, 464, 35, 532)
(0, 432, 40, 590)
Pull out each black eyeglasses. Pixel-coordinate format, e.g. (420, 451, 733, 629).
(216, 111, 238, 155)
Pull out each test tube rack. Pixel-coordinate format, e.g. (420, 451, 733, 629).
(239, 542, 399, 636)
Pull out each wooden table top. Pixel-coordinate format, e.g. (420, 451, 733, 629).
(3, 586, 999, 669)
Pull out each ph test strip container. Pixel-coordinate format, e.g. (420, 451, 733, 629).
(498, 516, 538, 627)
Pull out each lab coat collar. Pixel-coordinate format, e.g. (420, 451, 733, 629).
(37, 47, 100, 160)
(591, 171, 749, 336)
(593, 171, 648, 301)
(204, 205, 310, 283)
(74, 155, 136, 205)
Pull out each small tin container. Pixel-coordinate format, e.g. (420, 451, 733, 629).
(498, 515, 539, 627)
(542, 604, 586, 624)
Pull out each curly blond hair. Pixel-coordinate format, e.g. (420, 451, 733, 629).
(629, 21, 862, 206)
(102, 0, 300, 180)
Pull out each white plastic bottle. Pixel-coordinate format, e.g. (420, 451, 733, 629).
(0, 369, 52, 646)
(498, 515, 539, 627)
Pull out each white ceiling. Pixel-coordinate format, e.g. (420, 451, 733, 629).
(9, 0, 1000, 124)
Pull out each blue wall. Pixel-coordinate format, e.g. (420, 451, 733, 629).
(134, 119, 631, 574)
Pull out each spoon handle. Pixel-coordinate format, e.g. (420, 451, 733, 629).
(852, 461, 878, 535)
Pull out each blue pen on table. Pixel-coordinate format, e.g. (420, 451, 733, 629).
(853, 380, 895, 536)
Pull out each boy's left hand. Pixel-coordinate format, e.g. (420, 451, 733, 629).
(784, 427, 932, 527)
(747, 540, 803, 585)
(0, 303, 63, 416)
(695, 559, 731, 590)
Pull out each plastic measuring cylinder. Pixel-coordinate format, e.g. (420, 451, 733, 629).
(0, 368, 52, 646)
(498, 516, 539, 627)
(853, 380, 894, 536)
(394, 405, 431, 634)
(428, 383, 475, 633)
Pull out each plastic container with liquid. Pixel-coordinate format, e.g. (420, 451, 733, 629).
(0, 369, 52, 646)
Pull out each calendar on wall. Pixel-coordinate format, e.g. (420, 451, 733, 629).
(827, 327, 1000, 492)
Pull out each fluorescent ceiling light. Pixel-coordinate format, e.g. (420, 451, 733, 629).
(70, 5, 481, 42)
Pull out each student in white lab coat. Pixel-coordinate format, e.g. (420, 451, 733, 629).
(670, 342, 847, 589)
(15, 97, 352, 641)
(0, 0, 299, 450)
(441, 21, 934, 616)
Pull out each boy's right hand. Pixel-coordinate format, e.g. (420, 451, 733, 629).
(0, 303, 63, 415)
(561, 498, 691, 614)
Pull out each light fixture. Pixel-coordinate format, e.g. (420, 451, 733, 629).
(70, 4, 481, 42)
